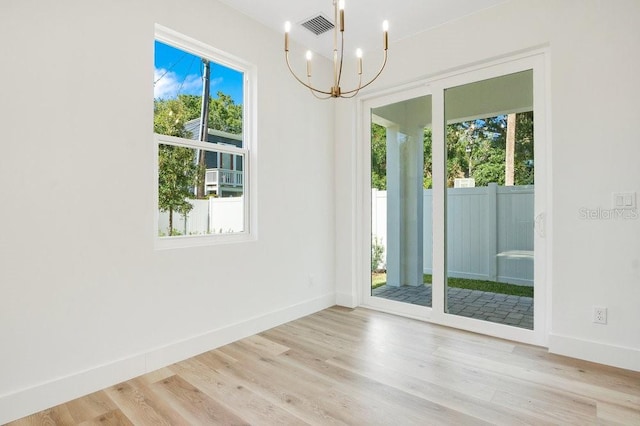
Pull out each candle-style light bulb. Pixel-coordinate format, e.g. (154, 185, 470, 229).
(339, 0, 345, 32)
(356, 48, 363, 75)
(284, 21, 291, 51)
(306, 50, 313, 77)
(382, 20, 389, 50)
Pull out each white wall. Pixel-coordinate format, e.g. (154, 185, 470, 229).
(335, 0, 640, 371)
(0, 0, 335, 422)
(2, 0, 638, 421)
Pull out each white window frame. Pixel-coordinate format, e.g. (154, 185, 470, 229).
(154, 24, 257, 249)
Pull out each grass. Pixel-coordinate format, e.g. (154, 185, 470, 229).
(371, 273, 533, 298)
(372, 272, 388, 288)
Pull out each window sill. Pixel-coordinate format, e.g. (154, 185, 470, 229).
(154, 232, 255, 250)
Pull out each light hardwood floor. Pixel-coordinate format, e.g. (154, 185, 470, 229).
(8, 307, 640, 425)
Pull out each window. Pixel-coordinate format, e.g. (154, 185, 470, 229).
(154, 25, 255, 248)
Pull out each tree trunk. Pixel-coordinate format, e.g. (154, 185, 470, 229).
(169, 208, 174, 236)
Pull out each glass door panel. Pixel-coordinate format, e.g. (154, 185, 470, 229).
(370, 95, 433, 308)
(444, 70, 535, 329)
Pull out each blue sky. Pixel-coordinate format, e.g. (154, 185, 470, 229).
(154, 40, 243, 104)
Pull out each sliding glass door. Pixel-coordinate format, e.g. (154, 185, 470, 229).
(370, 94, 433, 311)
(444, 71, 535, 330)
(363, 53, 547, 345)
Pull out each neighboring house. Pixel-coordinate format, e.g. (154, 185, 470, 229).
(185, 119, 244, 198)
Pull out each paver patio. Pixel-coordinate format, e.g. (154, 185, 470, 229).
(372, 284, 533, 329)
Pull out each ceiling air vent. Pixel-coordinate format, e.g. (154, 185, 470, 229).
(301, 14, 334, 36)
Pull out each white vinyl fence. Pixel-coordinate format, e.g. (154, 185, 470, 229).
(158, 196, 244, 236)
(372, 184, 534, 286)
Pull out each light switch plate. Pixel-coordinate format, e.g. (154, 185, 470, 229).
(613, 192, 636, 210)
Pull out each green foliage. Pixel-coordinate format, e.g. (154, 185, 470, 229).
(371, 126, 434, 190)
(372, 273, 533, 297)
(158, 145, 198, 235)
(371, 236, 385, 272)
(175, 94, 202, 122)
(155, 93, 243, 136)
(514, 112, 535, 185)
(423, 128, 433, 188)
(444, 275, 533, 297)
(371, 123, 387, 190)
(470, 140, 507, 186)
(447, 113, 534, 187)
(371, 272, 387, 288)
(445, 123, 471, 186)
(371, 112, 534, 190)
(154, 82, 243, 236)
(154, 98, 191, 138)
(209, 92, 242, 134)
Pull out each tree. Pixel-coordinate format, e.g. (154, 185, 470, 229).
(153, 98, 191, 138)
(445, 113, 534, 187)
(423, 128, 433, 189)
(160, 93, 243, 135)
(371, 123, 387, 189)
(158, 145, 199, 235)
(371, 111, 534, 190)
(371, 125, 435, 190)
(209, 92, 242, 134)
(514, 111, 534, 185)
(154, 98, 197, 235)
(446, 122, 473, 186)
(154, 89, 244, 230)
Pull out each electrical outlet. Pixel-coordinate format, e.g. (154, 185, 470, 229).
(593, 306, 607, 324)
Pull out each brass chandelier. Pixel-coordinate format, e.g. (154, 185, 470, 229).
(284, 0, 389, 99)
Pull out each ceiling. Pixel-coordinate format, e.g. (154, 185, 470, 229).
(218, 0, 509, 57)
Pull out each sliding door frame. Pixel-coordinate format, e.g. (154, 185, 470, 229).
(360, 83, 435, 320)
(357, 49, 550, 346)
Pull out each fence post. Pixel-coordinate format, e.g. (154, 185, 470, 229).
(487, 183, 498, 281)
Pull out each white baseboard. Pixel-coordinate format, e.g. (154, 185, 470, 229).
(0, 293, 335, 424)
(335, 291, 358, 308)
(548, 333, 640, 372)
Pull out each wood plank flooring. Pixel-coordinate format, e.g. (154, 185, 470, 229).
(8, 307, 640, 425)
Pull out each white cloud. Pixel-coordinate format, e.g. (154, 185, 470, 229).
(154, 68, 202, 99)
(208, 77, 223, 91)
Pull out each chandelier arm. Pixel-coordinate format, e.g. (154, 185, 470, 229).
(285, 51, 333, 96)
(340, 74, 362, 98)
(308, 72, 333, 99)
(340, 50, 388, 96)
(309, 88, 333, 100)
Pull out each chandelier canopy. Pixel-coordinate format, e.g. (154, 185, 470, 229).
(284, 0, 389, 99)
